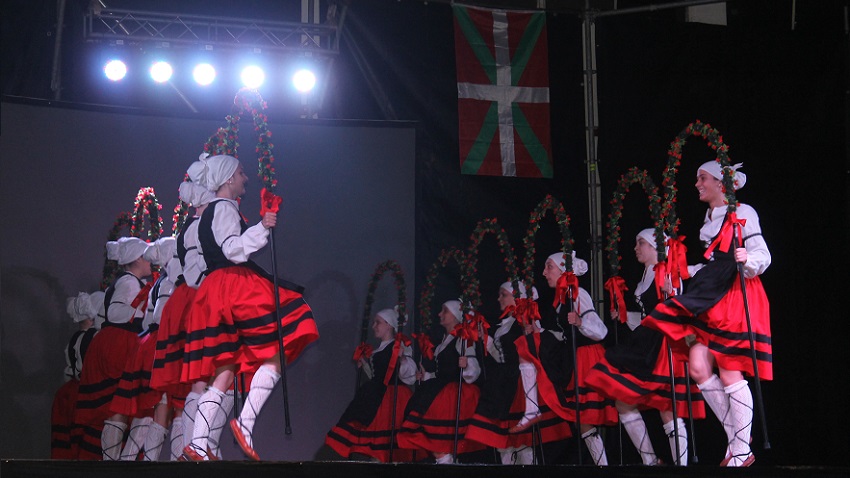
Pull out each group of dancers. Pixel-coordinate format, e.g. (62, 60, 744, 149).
(50, 153, 319, 462)
(324, 159, 771, 468)
(50, 157, 770, 468)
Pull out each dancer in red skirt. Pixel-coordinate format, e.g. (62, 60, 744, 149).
(75, 237, 151, 460)
(325, 307, 416, 462)
(397, 300, 483, 464)
(465, 281, 571, 464)
(642, 162, 771, 467)
(514, 253, 617, 465)
(585, 228, 706, 465)
(150, 180, 220, 460)
(51, 291, 102, 458)
(180, 154, 319, 461)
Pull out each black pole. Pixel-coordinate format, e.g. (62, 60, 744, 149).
(452, 338, 465, 461)
(733, 227, 770, 450)
(683, 363, 698, 464)
(666, 344, 681, 465)
(268, 228, 292, 435)
(567, 287, 582, 465)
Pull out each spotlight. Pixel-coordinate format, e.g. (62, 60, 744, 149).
(193, 63, 216, 86)
(150, 61, 173, 83)
(292, 69, 317, 93)
(104, 60, 127, 81)
(241, 65, 265, 89)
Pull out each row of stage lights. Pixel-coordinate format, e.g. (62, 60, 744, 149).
(103, 59, 318, 93)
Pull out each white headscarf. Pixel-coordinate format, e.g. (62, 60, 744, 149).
(376, 307, 402, 332)
(107, 237, 150, 265)
(178, 181, 217, 207)
(66, 291, 104, 323)
(187, 153, 240, 192)
(698, 160, 747, 190)
(636, 228, 669, 249)
(443, 300, 463, 323)
(546, 251, 588, 276)
(499, 281, 539, 300)
(143, 236, 177, 267)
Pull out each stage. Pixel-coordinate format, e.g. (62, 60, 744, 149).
(3, 460, 849, 478)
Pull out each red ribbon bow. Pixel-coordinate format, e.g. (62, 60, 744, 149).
(554, 272, 580, 311)
(704, 212, 747, 260)
(514, 298, 541, 326)
(666, 236, 690, 290)
(130, 272, 160, 310)
(259, 187, 282, 216)
(604, 276, 629, 323)
(383, 332, 412, 386)
(466, 313, 490, 355)
(412, 333, 435, 361)
(352, 342, 373, 361)
(451, 322, 476, 342)
(653, 261, 668, 300)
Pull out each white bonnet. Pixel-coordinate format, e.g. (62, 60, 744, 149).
(107, 237, 150, 265)
(499, 281, 539, 300)
(546, 251, 588, 276)
(187, 153, 240, 192)
(698, 160, 747, 190)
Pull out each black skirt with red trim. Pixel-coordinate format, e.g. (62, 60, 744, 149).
(180, 265, 319, 382)
(643, 257, 772, 380)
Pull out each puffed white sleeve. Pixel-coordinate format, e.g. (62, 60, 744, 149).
(399, 344, 417, 385)
(456, 340, 481, 383)
(211, 202, 269, 264)
(63, 343, 74, 382)
(737, 204, 771, 278)
(108, 275, 145, 324)
(149, 279, 175, 328)
(575, 288, 607, 341)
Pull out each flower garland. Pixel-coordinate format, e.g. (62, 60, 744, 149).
(605, 167, 664, 275)
(204, 105, 240, 158)
(418, 247, 467, 334)
(360, 259, 408, 346)
(100, 211, 133, 290)
(462, 217, 519, 313)
(603, 167, 663, 323)
(233, 88, 278, 192)
(171, 174, 191, 236)
(661, 119, 736, 238)
(130, 187, 163, 242)
(522, 194, 574, 290)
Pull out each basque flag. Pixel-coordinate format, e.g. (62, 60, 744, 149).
(454, 5, 552, 178)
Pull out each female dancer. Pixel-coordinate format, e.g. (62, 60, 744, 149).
(181, 154, 319, 461)
(325, 307, 416, 462)
(465, 282, 571, 464)
(642, 162, 771, 467)
(397, 300, 483, 463)
(585, 228, 705, 465)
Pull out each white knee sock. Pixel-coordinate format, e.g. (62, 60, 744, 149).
(582, 427, 608, 465)
(190, 386, 225, 458)
(435, 453, 454, 464)
(208, 389, 235, 459)
(142, 421, 168, 461)
(697, 374, 734, 456)
(182, 391, 201, 451)
(620, 410, 658, 465)
(663, 417, 688, 466)
(169, 416, 184, 461)
(498, 447, 516, 465)
(120, 416, 152, 460)
(725, 380, 754, 466)
(102, 420, 127, 461)
(515, 446, 534, 465)
(234, 365, 280, 450)
(518, 363, 540, 421)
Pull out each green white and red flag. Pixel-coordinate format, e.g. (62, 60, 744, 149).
(454, 5, 552, 178)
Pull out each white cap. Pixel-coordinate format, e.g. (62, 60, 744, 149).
(698, 160, 747, 190)
(499, 281, 539, 300)
(178, 181, 217, 207)
(376, 307, 402, 331)
(66, 291, 104, 323)
(546, 251, 588, 276)
(443, 300, 463, 323)
(107, 237, 150, 265)
(187, 154, 240, 192)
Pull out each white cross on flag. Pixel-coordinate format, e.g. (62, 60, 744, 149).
(454, 5, 552, 178)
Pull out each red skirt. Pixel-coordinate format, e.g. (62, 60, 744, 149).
(585, 336, 706, 419)
(181, 266, 319, 382)
(465, 376, 571, 449)
(51, 380, 79, 459)
(515, 335, 618, 426)
(110, 329, 163, 417)
(75, 326, 140, 424)
(396, 381, 485, 455)
(645, 276, 772, 380)
(325, 384, 415, 462)
(151, 284, 195, 388)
